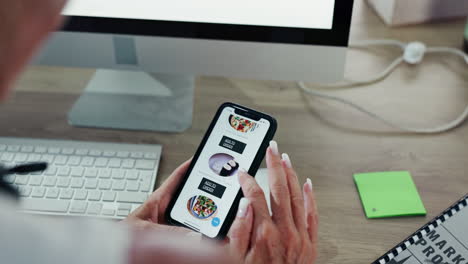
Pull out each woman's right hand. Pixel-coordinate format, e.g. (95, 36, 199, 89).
(228, 141, 319, 263)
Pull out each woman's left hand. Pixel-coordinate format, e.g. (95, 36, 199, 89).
(124, 159, 192, 233)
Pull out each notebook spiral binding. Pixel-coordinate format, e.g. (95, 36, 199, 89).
(372, 194, 468, 264)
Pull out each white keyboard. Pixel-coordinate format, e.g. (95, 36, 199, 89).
(0, 137, 162, 220)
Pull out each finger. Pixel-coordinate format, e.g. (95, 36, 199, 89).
(238, 169, 272, 246)
(281, 153, 306, 233)
(229, 198, 253, 259)
(238, 170, 271, 222)
(303, 179, 319, 244)
(266, 141, 293, 226)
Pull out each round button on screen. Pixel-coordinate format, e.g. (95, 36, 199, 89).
(211, 217, 220, 227)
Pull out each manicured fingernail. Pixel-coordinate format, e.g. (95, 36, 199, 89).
(238, 168, 247, 182)
(269, 140, 279, 156)
(281, 153, 292, 168)
(237, 198, 250, 218)
(307, 178, 313, 191)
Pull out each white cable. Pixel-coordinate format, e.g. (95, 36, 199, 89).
(297, 40, 468, 134)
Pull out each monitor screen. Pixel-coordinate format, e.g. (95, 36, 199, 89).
(63, 0, 335, 30)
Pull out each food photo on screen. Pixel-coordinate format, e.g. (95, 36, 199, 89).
(229, 114, 258, 133)
(208, 153, 239, 177)
(186, 195, 218, 220)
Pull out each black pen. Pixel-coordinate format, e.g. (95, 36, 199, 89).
(0, 162, 48, 199)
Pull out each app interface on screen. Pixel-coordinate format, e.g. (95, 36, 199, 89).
(170, 107, 270, 237)
(64, 0, 335, 30)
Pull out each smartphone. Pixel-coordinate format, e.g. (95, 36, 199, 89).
(166, 102, 277, 239)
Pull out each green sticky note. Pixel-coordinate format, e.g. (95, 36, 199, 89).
(354, 171, 426, 219)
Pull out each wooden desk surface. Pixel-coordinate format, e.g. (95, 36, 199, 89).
(1, 0, 468, 263)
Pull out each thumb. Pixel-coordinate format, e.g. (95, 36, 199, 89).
(228, 198, 253, 259)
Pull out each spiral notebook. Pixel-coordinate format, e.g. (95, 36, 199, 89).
(373, 194, 468, 264)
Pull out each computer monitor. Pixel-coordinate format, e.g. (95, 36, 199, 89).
(34, 0, 354, 132)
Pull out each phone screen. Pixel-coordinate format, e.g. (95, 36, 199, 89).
(170, 106, 271, 238)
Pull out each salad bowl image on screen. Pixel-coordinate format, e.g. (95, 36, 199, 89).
(209, 153, 239, 177)
(229, 115, 258, 133)
(186, 195, 218, 220)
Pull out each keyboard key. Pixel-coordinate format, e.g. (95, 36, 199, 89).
(88, 190, 102, 201)
(46, 188, 60, 199)
(81, 157, 94, 167)
(68, 156, 81, 166)
(135, 160, 156, 170)
(57, 177, 71, 188)
(102, 203, 117, 216)
(126, 170, 139, 180)
(85, 179, 98, 189)
(74, 189, 88, 200)
(14, 153, 28, 162)
(20, 145, 33, 152)
(117, 151, 129, 158)
(40, 154, 54, 163)
(70, 167, 84, 177)
(7, 145, 20, 152)
(34, 146, 47, 153)
(57, 167, 71, 177)
(117, 192, 146, 203)
(70, 201, 88, 213)
(22, 198, 70, 213)
(19, 186, 32, 197)
(102, 208, 115, 216)
(26, 153, 41, 162)
(130, 152, 143, 158)
(98, 179, 112, 190)
(84, 168, 98, 178)
(1, 153, 14, 162)
(126, 180, 139, 191)
(60, 189, 74, 199)
(117, 209, 130, 217)
(103, 151, 116, 157)
(43, 177, 57, 187)
(122, 159, 135, 169)
(71, 178, 84, 188)
(44, 166, 57, 176)
(108, 158, 122, 168)
(15, 175, 30, 185)
(98, 169, 111, 179)
(75, 149, 89, 155)
(95, 157, 108, 167)
(47, 147, 60, 154)
(118, 203, 132, 211)
(29, 176, 43, 186)
(55, 155, 68, 165)
(112, 180, 126, 191)
(31, 187, 46, 198)
(89, 150, 102, 156)
(144, 152, 158, 159)
(140, 172, 153, 191)
(102, 191, 116, 202)
(87, 203, 102, 215)
(111, 169, 125, 179)
(62, 148, 74, 155)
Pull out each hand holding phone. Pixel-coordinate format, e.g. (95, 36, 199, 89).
(166, 102, 277, 239)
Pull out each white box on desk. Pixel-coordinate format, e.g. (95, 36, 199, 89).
(367, 0, 468, 26)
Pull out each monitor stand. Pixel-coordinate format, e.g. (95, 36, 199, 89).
(68, 69, 194, 132)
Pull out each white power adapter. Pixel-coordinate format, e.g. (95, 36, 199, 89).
(298, 40, 468, 134)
